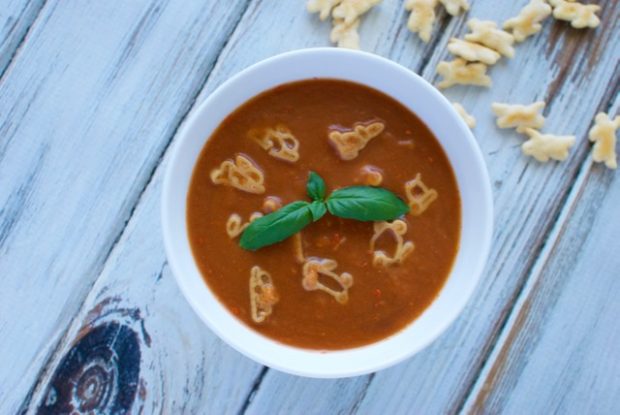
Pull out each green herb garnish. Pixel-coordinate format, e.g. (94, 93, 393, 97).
(239, 171, 409, 251)
(306, 171, 326, 201)
(326, 186, 409, 221)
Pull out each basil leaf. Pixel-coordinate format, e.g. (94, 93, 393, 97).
(240, 201, 312, 251)
(308, 200, 327, 222)
(306, 171, 326, 201)
(326, 186, 409, 221)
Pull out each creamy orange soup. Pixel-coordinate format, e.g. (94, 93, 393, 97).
(187, 79, 461, 349)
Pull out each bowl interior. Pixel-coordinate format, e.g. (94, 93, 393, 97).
(162, 48, 493, 378)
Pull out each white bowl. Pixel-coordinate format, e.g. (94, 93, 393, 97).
(162, 48, 493, 378)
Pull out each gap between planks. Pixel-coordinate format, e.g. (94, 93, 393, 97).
(454, 149, 590, 414)
(463, 146, 594, 415)
(236, 366, 269, 415)
(0, 0, 48, 84)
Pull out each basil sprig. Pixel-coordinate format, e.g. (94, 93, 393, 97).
(239, 171, 409, 251)
(239, 201, 316, 250)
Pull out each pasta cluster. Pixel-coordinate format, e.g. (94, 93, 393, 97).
(307, 0, 382, 49)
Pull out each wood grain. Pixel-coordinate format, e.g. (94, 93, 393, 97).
(17, 1, 411, 412)
(352, 2, 620, 413)
(0, 0, 44, 76)
(20, 166, 265, 414)
(0, 0, 248, 412)
(1, 0, 618, 412)
(463, 97, 620, 414)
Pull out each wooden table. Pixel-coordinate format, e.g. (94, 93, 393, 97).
(1, 1, 618, 413)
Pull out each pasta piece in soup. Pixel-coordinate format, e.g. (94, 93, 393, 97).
(302, 258, 353, 304)
(293, 233, 306, 264)
(370, 220, 415, 267)
(226, 212, 263, 239)
(405, 173, 438, 215)
(328, 121, 385, 160)
(249, 266, 279, 323)
(249, 125, 300, 162)
(359, 165, 384, 186)
(210, 154, 265, 194)
(262, 196, 283, 213)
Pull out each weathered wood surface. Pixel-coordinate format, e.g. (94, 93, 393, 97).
(463, 99, 620, 414)
(0, 0, 249, 412)
(20, 165, 264, 414)
(246, 1, 620, 413)
(1, 0, 618, 413)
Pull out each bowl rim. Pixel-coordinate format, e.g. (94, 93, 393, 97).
(162, 47, 493, 378)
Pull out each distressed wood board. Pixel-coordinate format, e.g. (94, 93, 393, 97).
(0, 0, 250, 411)
(0, 0, 618, 413)
(463, 96, 620, 415)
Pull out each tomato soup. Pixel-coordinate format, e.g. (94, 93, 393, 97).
(187, 79, 461, 350)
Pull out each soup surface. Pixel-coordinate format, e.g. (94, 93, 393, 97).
(187, 79, 461, 350)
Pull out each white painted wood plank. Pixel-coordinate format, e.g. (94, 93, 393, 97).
(245, 373, 372, 415)
(0, 0, 247, 412)
(0, 0, 44, 75)
(463, 99, 620, 414)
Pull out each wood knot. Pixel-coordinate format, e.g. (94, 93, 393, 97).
(37, 322, 140, 414)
